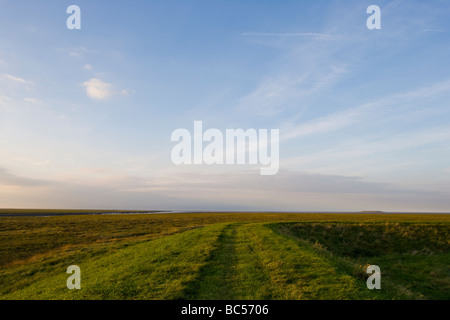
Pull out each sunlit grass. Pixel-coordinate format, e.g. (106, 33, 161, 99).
(274, 222, 450, 299)
(0, 212, 448, 300)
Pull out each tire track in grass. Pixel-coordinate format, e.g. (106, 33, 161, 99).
(184, 223, 374, 300)
(181, 223, 239, 299)
(246, 223, 365, 299)
(181, 223, 273, 299)
(4, 221, 377, 299)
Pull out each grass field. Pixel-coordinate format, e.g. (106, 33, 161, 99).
(0, 212, 448, 300)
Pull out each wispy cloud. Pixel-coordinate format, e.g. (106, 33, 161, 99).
(233, 60, 348, 118)
(241, 32, 340, 41)
(0, 94, 14, 107)
(0, 167, 48, 187)
(233, 25, 351, 119)
(3, 166, 448, 212)
(23, 97, 43, 105)
(283, 126, 450, 169)
(56, 46, 92, 58)
(282, 79, 450, 142)
(281, 107, 362, 141)
(3, 74, 34, 85)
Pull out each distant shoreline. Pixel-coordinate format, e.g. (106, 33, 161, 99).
(0, 209, 166, 217)
(0, 209, 449, 217)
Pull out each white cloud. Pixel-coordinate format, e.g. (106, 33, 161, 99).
(82, 78, 132, 101)
(82, 78, 114, 101)
(83, 64, 92, 70)
(4, 74, 33, 85)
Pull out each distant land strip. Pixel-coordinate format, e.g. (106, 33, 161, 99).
(0, 209, 449, 217)
(0, 209, 166, 217)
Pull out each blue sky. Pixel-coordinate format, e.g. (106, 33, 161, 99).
(0, 0, 450, 211)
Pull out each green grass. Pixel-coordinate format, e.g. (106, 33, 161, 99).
(273, 222, 450, 299)
(0, 212, 449, 300)
(1, 223, 227, 299)
(182, 223, 375, 300)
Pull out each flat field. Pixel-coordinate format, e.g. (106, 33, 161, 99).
(0, 212, 448, 299)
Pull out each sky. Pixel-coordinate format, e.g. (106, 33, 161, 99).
(0, 0, 450, 212)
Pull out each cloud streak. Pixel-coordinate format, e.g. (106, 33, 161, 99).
(3, 74, 33, 85)
(2, 167, 448, 212)
(0, 167, 49, 187)
(282, 79, 450, 141)
(241, 32, 340, 41)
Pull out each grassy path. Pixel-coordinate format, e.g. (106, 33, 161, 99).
(181, 223, 374, 300)
(1, 221, 374, 300)
(182, 223, 241, 299)
(5, 220, 438, 299)
(181, 223, 273, 299)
